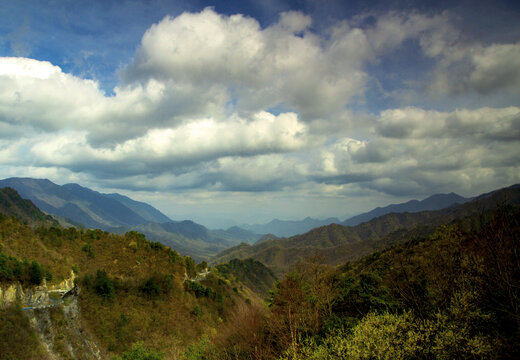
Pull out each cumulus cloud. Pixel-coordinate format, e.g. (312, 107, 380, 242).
(27, 111, 308, 177)
(427, 39, 520, 96)
(121, 8, 455, 121)
(0, 7, 519, 212)
(313, 106, 520, 196)
(377, 106, 520, 140)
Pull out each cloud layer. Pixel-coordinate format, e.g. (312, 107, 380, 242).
(0, 7, 519, 223)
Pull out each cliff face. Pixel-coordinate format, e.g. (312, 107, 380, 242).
(28, 292, 103, 360)
(0, 282, 49, 308)
(0, 272, 102, 360)
(0, 271, 75, 309)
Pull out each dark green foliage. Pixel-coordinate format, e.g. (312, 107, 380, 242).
(0, 252, 18, 282)
(95, 269, 115, 299)
(140, 274, 174, 298)
(191, 306, 202, 318)
(82, 242, 95, 258)
(184, 280, 222, 301)
(140, 277, 162, 297)
(112, 342, 164, 360)
(333, 272, 398, 317)
(184, 256, 196, 278)
(149, 241, 165, 251)
(215, 258, 277, 296)
(0, 251, 49, 286)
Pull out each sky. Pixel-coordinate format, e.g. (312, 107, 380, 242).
(0, 0, 519, 228)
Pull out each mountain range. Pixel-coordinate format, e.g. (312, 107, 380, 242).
(341, 192, 470, 226)
(0, 187, 56, 226)
(0, 178, 171, 229)
(0, 177, 261, 260)
(237, 192, 469, 238)
(0, 177, 509, 264)
(212, 184, 520, 276)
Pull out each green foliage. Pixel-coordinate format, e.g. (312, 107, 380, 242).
(149, 241, 165, 251)
(82, 242, 95, 258)
(139, 274, 174, 298)
(94, 269, 115, 299)
(184, 280, 222, 302)
(0, 305, 45, 360)
(0, 251, 50, 286)
(191, 306, 202, 318)
(214, 258, 277, 297)
(334, 272, 398, 318)
(208, 206, 520, 359)
(112, 342, 163, 360)
(196, 261, 207, 272)
(184, 256, 197, 278)
(183, 336, 209, 360)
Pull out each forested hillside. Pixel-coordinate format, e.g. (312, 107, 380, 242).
(1, 185, 519, 359)
(0, 191, 258, 359)
(214, 184, 520, 275)
(193, 204, 520, 359)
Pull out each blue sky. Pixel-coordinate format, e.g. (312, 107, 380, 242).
(1, 0, 519, 227)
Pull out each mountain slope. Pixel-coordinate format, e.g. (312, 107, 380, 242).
(0, 178, 171, 229)
(240, 216, 341, 237)
(112, 220, 261, 261)
(213, 184, 519, 276)
(342, 192, 469, 226)
(0, 187, 55, 225)
(0, 205, 252, 359)
(105, 192, 172, 223)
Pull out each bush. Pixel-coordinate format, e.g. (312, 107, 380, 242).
(95, 269, 115, 299)
(140, 277, 161, 298)
(112, 342, 163, 360)
(28, 261, 43, 285)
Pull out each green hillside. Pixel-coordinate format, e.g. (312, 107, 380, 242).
(214, 258, 277, 298)
(213, 184, 520, 275)
(194, 203, 520, 359)
(0, 187, 55, 226)
(0, 200, 252, 359)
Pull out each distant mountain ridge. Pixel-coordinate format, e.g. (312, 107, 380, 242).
(0, 187, 55, 225)
(212, 184, 520, 276)
(0, 177, 260, 261)
(111, 220, 261, 261)
(0, 178, 172, 229)
(237, 193, 469, 238)
(240, 217, 341, 238)
(341, 192, 470, 226)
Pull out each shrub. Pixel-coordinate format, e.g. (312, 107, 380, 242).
(28, 261, 43, 285)
(94, 269, 115, 299)
(140, 277, 162, 298)
(112, 342, 163, 360)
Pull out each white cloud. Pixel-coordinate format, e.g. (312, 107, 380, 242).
(314, 106, 520, 196)
(28, 111, 308, 176)
(427, 38, 520, 96)
(0, 7, 519, 220)
(377, 106, 520, 140)
(122, 8, 450, 121)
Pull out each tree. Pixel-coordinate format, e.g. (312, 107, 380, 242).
(95, 269, 115, 299)
(28, 261, 43, 285)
